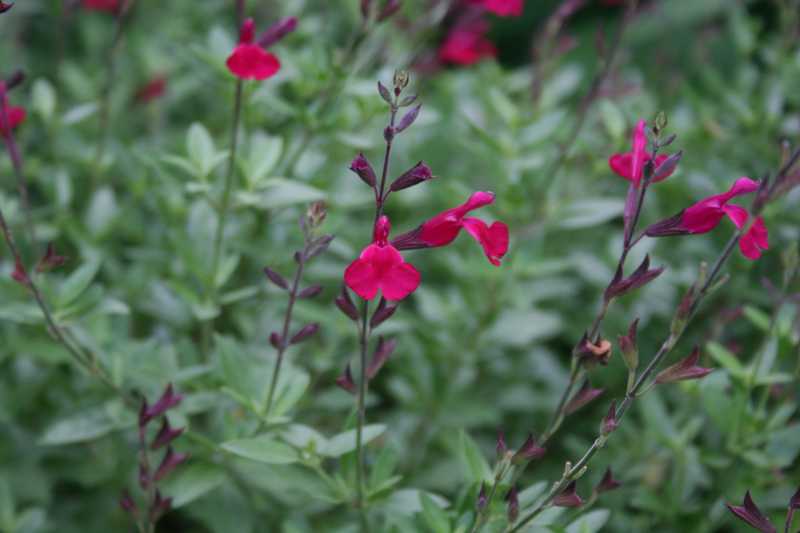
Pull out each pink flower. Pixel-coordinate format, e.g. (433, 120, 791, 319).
(0, 105, 25, 134)
(439, 19, 497, 65)
(82, 0, 118, 12)
(344, 216, 421, 301)
(471, 0, 524, 16)
(681, 177, 769, 260)
(226, 19, 281, 81)
(608, 120, 672, 186)
(419, 191, 509, 266)
(134, 76, 167, 103)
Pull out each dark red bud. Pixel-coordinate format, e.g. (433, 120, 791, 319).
(564, 381, 604, 416)
(238, 18, 255, 44)
(151, 418, 184, 450)
(11, 257, 29, 286)
(263, 267, 289, 290)
(395, 104, 421, 133)
(290, 323, 319, 345)
(139, 383, 182, 427)
(269, 332, 284, 350)
(511, 434, 546, 464)
(655, 346, 713, 384)
(36, 242, 68, 273)
(725, 491, 776, 533)
(377, 0, 402, 22)
(384, 126, 394, 142)
(496, 431, 507, 459)
(553, 481, 583, 508)
(336, 363, 356, 394)
(389, 161, 433, 192)
(605, 255, 664, 301)
(154, 447, 188, 482)
(257, 17, 297, 48)
(335, 286, 360, 321)
(0, 2, 13, 14)
(505, 485, 519, 523)
(370, 298, 397, 328)
(298, 285, 323, 299)
(651, 150, 682, 182)
(350, 153, 377, 187)
(595, 467, 621, 494)
(645, 211, 689, 237)
(476, 482, 488, 510)
(120, 490, 138, 517)
(601, 401, 618, 435)
(366, 336, 397, 379)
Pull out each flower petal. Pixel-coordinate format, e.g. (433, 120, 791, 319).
(722, 204, 748, 229)
(739, 216, 769, 260)
(462, 218, 509, 266)
(226, 44, 281, 81)
(380, 261, 421, 301)
(344, 256, 379, 300)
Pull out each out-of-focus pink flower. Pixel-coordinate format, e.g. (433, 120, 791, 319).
(226, 19, 281, 81)
(134, 76, 167, 103)
(417, 191, 508, 265)
(439, 19, 496, 65)
(0, 105, 25, 134)
(344, 216, 421, 301)
(471, 0, 524, 16)
(608, 120, 672, 186)
(82, 0, 119, 12)
(0, 2, 14, 14)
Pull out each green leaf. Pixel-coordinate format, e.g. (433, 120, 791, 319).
(323, 425, 386, 457)
(244, 132, 283, 187)
(57, 260, 101, 308)
(742, 305, 770, 331)
(260, 179, 326, 209)
(39, 406, 120, 445)
(31, 79, 56, 121)
(706, 341, 747, 380)
(162, 464, 226, 508)
(62, 102, 97, 125)
(221, 435, 299, 464)
(267, 365, 311, 419)
(458, 431, 492, 484)
(420, 492, 451, 533)
(556, 199, 625, 230)
(187, 122, 218, 178)
(565, 510, 610, 533)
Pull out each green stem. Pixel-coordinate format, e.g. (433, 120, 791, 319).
(355, 298, 371, 530)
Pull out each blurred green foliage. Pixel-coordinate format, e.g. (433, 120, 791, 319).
(0, 0, 798, 532)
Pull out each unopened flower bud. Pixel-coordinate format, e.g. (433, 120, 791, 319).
(389, 161, 433, 192)
(350, 153, 377, 187)
(305, 200, 327, 229)
(476, 482, 488, 510)
(511, 434, 546, 464)
(120, 490, 138, 517)
(335, 285, 360, 321)
(553, 481, 583, 508)
(366, 336, 396, 379)
(11, 257, 29, 286)
(601, 401, 618, 435)
(0, 2, 13, 14)
(496, 431, 507, 459)
(505, 485, 519, 523)
(298, 285, 323, 299)
(564, 381, 604, 416)
(595, 467, 621, 494)
(335, 363, 356, 394)
(618, 318, 639, 372)
(264, 267, 289, 290)
(655, 346, 713, 384)
(36, 243, 68, 273)
(154, 447, 188, 482)
(395, 104, 421, 134)
(290, 323, 319, 345)
(257, 17, 298, 48)
(269, 332, 284, 350)
(370, 297, 397, 328)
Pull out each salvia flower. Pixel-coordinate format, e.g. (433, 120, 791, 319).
(394, 191, 509, 266)
(0, 83, 25, 134)
(0, 2, 13, 14)
(609, 120, 673, 186)
(226, 18, 282, 81)
(150, 418, 184, 450)
(344, 216, 421, 301)
(647, 177, 770, 260)
(654, 346, 713, 384)
(153, 447, 189, 482)
(134, 76, 167, 103)
(439, 19, 496, 65)
(725, 491, 776, 533)
(82, 0, 119, 12)
(472, 0, 524, 17)
(553, 481, 583, 508)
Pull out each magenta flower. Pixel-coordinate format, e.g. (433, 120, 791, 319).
(415, 191, 509, 266)
(609, 120, 673, 186)
(439, 19, 497, 65)
(682, 177, 769, 260)
(0, 104, 25, 134)
(82, 0, 119, 12)
(647, 177, 770, 260)
(471, 0, 524, 16)
(226, 19, 281, 81)
(344, 216, 421, 301)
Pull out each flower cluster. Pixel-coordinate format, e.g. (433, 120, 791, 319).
(226, 17, 297, 81)
(440, 0, 525, 65)
(121, 384, 187, 531)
